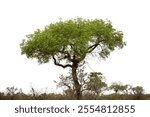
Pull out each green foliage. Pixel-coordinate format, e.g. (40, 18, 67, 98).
(85, 72, 107, 95)
(55, 71, 107, 96)
(0, 84, 148, 100)
(20, 18, 125, 64)
(132, 86, 144, 95)
(109, 82, 127, 94)
(20, 18, 126, 99)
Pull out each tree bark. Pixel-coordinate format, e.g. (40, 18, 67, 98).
(72, 62, 82, 100)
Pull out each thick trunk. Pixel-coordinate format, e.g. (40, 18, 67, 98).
(72, 63, 82, 100)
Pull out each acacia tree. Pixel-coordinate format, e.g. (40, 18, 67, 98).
(20, 18, 125, 99)
(109, 82, 126, 94)
(85, 72, 107, 96)
(132, 86, 144, 95)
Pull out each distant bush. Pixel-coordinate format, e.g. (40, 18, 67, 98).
(0, 87, 149, 100)
(0, 83, 149, 100)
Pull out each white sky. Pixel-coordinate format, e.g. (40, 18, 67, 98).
(0, 0, 150, 94)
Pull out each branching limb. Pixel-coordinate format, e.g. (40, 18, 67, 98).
(88, 38, 104, 53)
(52, 55, 72, 68)
(58, 48, 73, 62)
(88, 44, 99, 53)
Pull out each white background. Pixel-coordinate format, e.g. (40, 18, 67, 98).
(0, 0, 150, 93)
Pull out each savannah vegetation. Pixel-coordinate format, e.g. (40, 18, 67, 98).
(0, 79, 149, 100)
(1, 18, 148, 100)
(20, 18, 125, 100)
(0, 71, 148, 100)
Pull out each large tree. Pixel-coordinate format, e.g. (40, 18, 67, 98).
(20, 18, 125, 99)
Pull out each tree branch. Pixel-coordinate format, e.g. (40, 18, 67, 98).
(88, 38, 104, 53)
(52, 55, 72, 68)
(88, 44, 99, 53)
(58, 48, 73, 62)
(63, 82, 72, 90)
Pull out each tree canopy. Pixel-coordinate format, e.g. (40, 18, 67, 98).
(20, 18, 125, 64)
(20, 18, 126, 99)
(86, 72, 107, 96)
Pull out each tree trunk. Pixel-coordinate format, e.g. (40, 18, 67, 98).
(72, 63, 82, 100)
